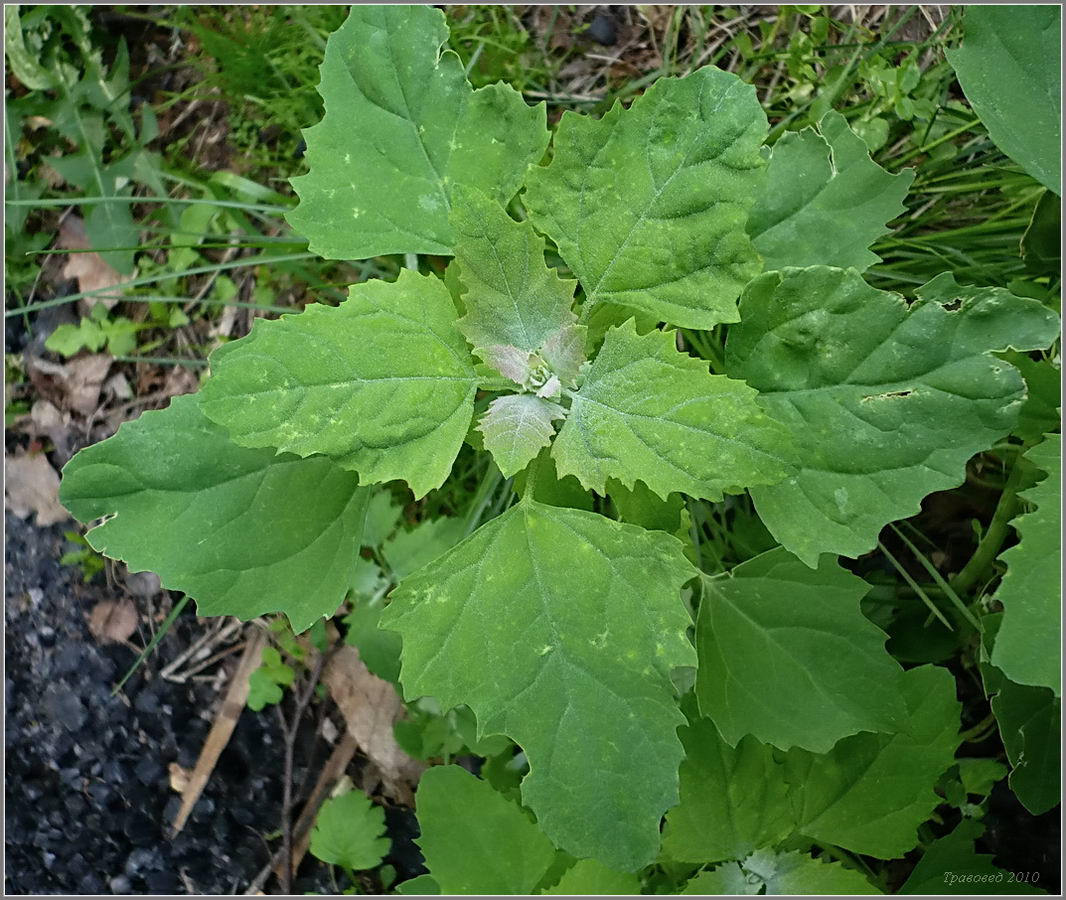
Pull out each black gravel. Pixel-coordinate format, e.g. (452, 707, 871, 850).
(4, 512, 341, 894)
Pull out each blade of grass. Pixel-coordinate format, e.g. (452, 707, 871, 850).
(877, 540, 954, 631)
(889, 523, 979, 629)
(112, 594, 190, 694)
(5, 195, 289, 212)
(4, 251, 318, 316)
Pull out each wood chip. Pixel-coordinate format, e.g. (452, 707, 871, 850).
(170, 626, 267, 835)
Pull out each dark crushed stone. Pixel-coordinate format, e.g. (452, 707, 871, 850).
(4, 512, 342, 894)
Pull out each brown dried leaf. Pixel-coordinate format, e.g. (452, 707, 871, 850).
(63, 354, 112, 415)
(163, 365, 200, 399)
(322, 646, 425, 805)
(5, 450, 68, 526)
(25, 353, 111, 416)
(58, 215, 133, 310)
(87, 599, 140, 644)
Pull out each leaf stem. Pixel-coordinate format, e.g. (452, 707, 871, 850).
(950, 457, 1025, 595)
(522, 454, 541, 500)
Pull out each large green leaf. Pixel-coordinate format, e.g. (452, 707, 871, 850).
(991, 435, 1061, 694)
(696, 547, 905, 752)
(552, 320, 791, 501)
(667, 669, 962, 865)
(748, 110, 913, 271)
(946, 6, 1061, 195)
(981, 616, 1061, 817)
(524, 66, 768, 330)
(990, 678, 1061, 817)
(662, 716, 793, 864)
(451, 185, 578, 357)
(414, 766, 556, 894)
(59, 395, 368, 632)
(382, 498, 697, 870)
(900, 819, 1042, 894)
(785, 665, 962, 859)
(198, 270, 478, 499)
(288, 6, 549, 258)
(727, 268, 1060, 565)
(685, 851, 878, 895)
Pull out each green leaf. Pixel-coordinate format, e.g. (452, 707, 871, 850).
(247, 646, 296, 711)
(382, 515, 466, 581)
(696, 547, 905, 752)
(362, 490, 404, 548)
(1001, 352, 1061, 444)
(344, 594, 402, 683)
(414, 766, 556, 894)
(397, 875, 440, 895)
(726, 268, 1061, 565)
(683, 864, 758, 894)
(748, 110, 913, 271)
(309, 790, 390, 871)
(946, 6, 1061, 194)
(983, 639, 1061, 817)
(478, 394, 566, 477)
(59, 395, 368, 633)
(685, 852, 878, 895)
(991, 435, 1061, 694)
(956, 758, 1008, 799)
(541, 859, 640, 895)
(382, 498, 697, 869)
(514, 449, 595, 512)
(288, 6, 549, 258)
(785, 665, 962, 859)
(553, 320, 791, 501)
(525, 66, 768, 329)
(451, 185, 578, 356)
(608, 479, 684, 533)
(198, 270, 478, 499)
(900, 819, 1043, 894)
(5, 6, 59, 89)
(1021, 190, 1061, 274)
(668, 670, 962, 865)
(45, 319, 106, 356)
(662, 716, 793, 863)
(246, 670, 284, 711)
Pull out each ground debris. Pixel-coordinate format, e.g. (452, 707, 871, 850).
(87, 598, 140, 645)
(322, 646, 425, 806)
(5, 449, 68, 526)
(57, 215, 134, 311)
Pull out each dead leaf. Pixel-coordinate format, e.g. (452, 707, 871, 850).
(126, 571, 162, 598)
(322, 646, 425, 806)
(5, 449, 68, 526)
(57, 215, 133, 310)
(87, 599, 140, 644)
(62, 354, 112, 415)
(104, 372, 133, 402)
(25, 353, 111, 416)
(163, 365, 200, 398)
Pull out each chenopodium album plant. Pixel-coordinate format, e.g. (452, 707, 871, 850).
(61, 6, 1061, 890)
